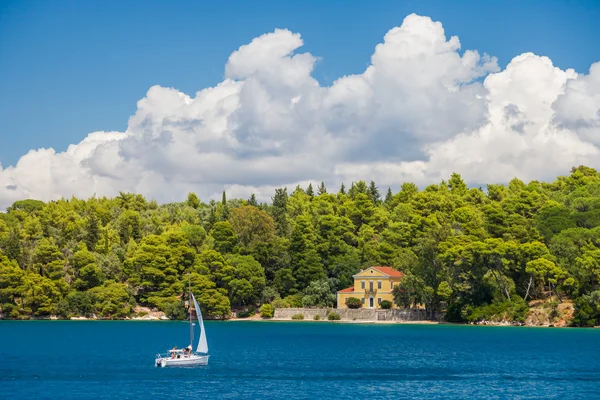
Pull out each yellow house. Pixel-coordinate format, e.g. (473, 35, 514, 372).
(336, 266, 404, 309)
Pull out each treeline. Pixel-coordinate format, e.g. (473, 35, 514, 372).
(1, 166, 600, 326)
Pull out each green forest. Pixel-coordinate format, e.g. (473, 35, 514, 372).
(2, 166, 600, 326)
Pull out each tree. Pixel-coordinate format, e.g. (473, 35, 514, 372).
(271, 188, 290, 237)
(393, 273, 425, 309)
(368, 181, 381, 204)
(289, 216, 325, 289)
(273, 268, 296, 297)
(89, 281, 134, 318)
(189, 272, 231, 318)
(84, 212, 101, 251)
(345, 297, 362, 309)
(380, 300, 393, 309)
(228, 206, 275, 248)
(210, 222, 238, 253)
(526, 258, 566, 301)
(72, 247, 105, 290)
(259, 303, 274, 318)
(306, 183, 314, 198)
(302, 279, 335, 307)
(448, 172, 468, 195)
(227, 254, 266, 305)
(182, 224, 207, 251)
(248, 193, 258, 207)
(385, 188, 393, 205)
(186, 192, 201, 209)
(318, 182, 327, 195)
(33, 238, 64, 280)
(0, 254, 25, 317)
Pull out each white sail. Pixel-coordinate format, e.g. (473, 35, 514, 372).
(191, 293, 208, 354)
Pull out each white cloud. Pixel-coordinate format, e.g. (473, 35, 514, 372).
(1, 13, 600, 209)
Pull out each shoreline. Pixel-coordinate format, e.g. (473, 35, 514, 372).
(1, 316, 594, 328)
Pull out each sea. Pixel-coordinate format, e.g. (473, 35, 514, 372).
(1, 321, 599, 399)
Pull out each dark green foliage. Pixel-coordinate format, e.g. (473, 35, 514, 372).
(8, 199, 45, 214)
(572, 291, 600, 327)
(464, 297, 529, 324)
(236, 306, 256, 318)
(291, 313, 304, 320)
(259, 303, 274, 318)
(271, 188, 289, 237)
(248, 194, 258, 207)
(345, 297, 362, 309)
(327, 311, 341, 320)
(2, 166, 600, 327)
(163, 300, 187, 320)
(379, 300, 392, 309)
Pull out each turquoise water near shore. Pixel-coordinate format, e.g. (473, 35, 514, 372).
(1, 321, 599, 399)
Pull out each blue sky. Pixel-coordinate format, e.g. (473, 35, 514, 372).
(1, 0, 599, 168)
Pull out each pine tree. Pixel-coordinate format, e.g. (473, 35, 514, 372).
(84, 213, 100, 251)
(271, 187, 289, 237)
(317, 182, 327, 195)
(248, 193, 258, 207)
(222, 190, 227, 206)
(368, 181, 381, 204)
(385, 187, 393, 205)
(339, 183, 346, 195)
(289, 215, 325, 289)
(306, 183, 314, 198)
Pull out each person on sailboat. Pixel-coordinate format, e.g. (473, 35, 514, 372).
(185, 345, 192, 356)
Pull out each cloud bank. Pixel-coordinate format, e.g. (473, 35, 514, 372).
(1, 14, 600, 209)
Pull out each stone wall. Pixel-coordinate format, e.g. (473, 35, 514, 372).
(274, 307, 438, 321)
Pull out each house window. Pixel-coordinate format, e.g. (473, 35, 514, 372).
(369, 281, 373, 291)
(378, 298, 382, 304)
(361, 281, 365, 289)
(361, 298, 365, 304)
(370, 270, 373, 274)
(378, 281, 382, 289)
(390, 281, 393, 289)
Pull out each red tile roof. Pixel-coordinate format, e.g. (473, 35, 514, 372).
(372, 266, 404, 278)
(337, 286, 354, 293)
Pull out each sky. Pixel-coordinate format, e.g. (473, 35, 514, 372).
(1, 0, 600, 208)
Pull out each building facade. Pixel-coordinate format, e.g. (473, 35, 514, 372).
(336, 266, 404, 309)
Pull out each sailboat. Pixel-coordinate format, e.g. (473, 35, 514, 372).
(155, 277, 209, 367)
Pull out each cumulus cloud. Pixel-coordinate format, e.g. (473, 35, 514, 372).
(1, 13, 600, 209)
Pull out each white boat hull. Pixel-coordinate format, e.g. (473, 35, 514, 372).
(156, 354, 209, 367)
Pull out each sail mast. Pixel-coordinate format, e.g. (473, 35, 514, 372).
(188, 272, 193, 349)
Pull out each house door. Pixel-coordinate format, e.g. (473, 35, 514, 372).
(369, 297, 374, 308)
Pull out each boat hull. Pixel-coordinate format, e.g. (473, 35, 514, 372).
(156, 354, 209, 367)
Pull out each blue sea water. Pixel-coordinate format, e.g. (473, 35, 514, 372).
(1, 321, 599, 399)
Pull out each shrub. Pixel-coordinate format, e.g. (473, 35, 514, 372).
(271, 297, 289, 308)
(284, 294, 304, 308)
(464, 297, 528, 323)
(291, 313, 304, 320)
(259, 304, 274, 319)
(327, 312, 341, 321)
(313, 314, 321, 320)
(345, 297, 362, 309)
(379, 300, 392, 309)
(237, 306, 256, 318)
(572, 291, 600, 327)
